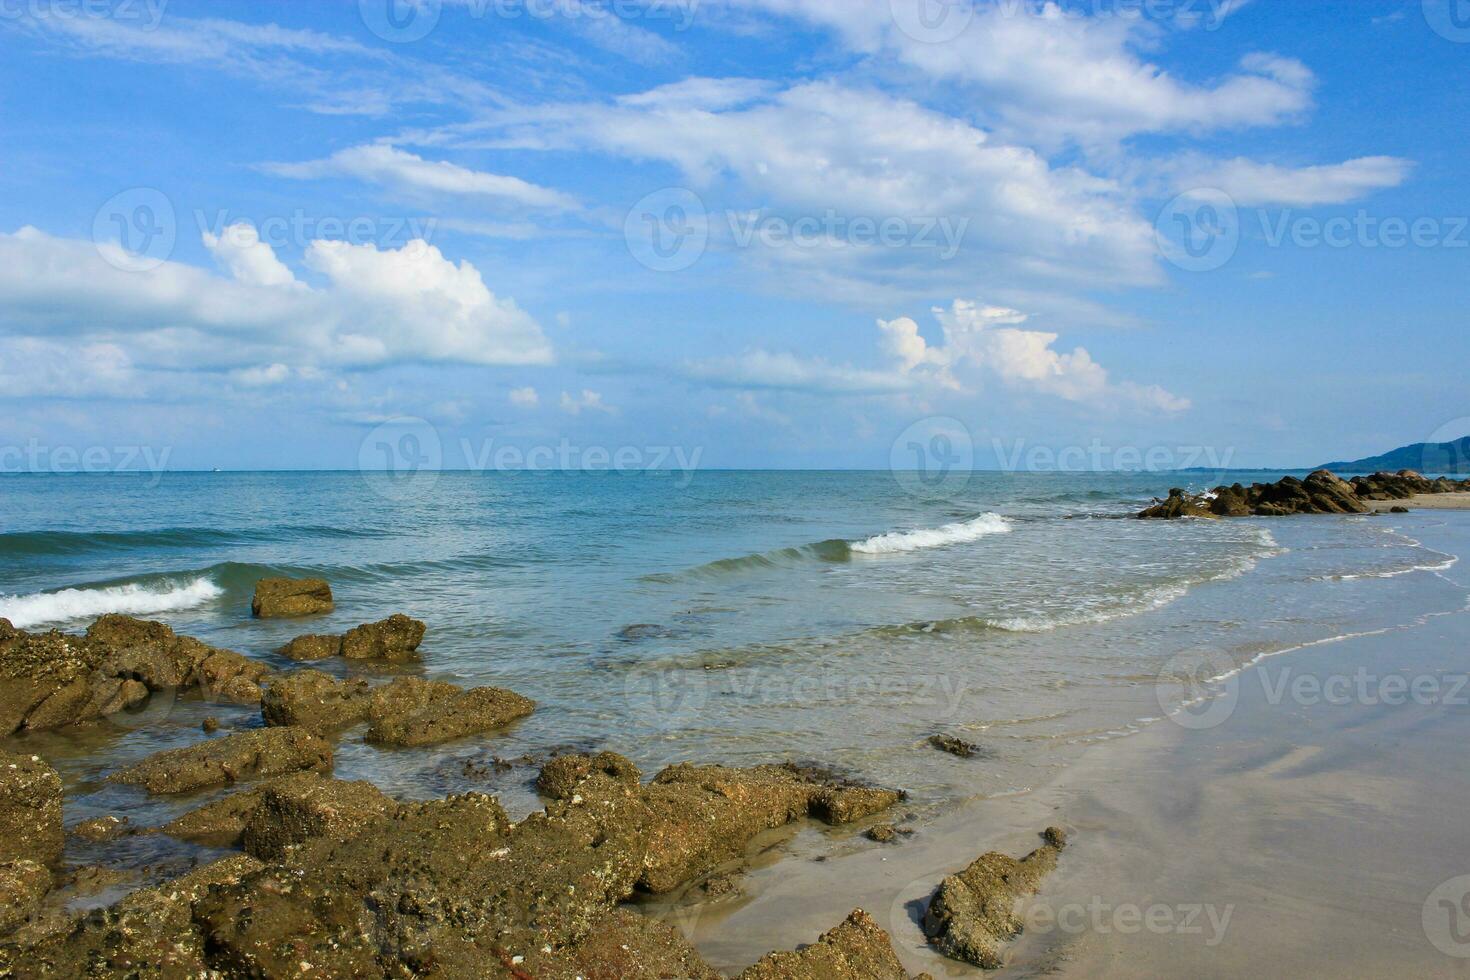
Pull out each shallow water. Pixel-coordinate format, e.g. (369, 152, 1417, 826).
(1, 470, 1464, 877)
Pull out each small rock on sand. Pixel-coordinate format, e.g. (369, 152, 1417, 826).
(737, 908, 924, 979)
(250, 577, 334, 618)
(923, 826, 1069, 968)
(106, 727, 332, 795)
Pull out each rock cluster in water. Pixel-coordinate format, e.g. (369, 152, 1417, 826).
(0, 576, 1078, 976)
(1139, 469, 1470, 519)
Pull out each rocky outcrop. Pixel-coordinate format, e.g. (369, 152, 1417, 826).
(737, 909, 919, 980)
(240, 773, 399, 860)
(340, 613, 426, 660)
(923, 826, 1068, 968)
(365, 676, 534, 747)
(106, 727, 332, 795)
(928, 734, 980, 758)
(260, 669, 371, 735)
(0, 753, 64, 867)
(537, 750, 642, 800)
(1136, 469, 1447, 519)
(0, 615, 270, 734)
(250, 577, 333, 618)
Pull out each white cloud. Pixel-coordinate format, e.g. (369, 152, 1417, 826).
(1179, 155, 1413, 206)
(715, 0, 1314, 145)
(0, 226, 553, 397)
(231, 363, 292, 387)
(509, 386, 539, 407)
(560, 389, 614, 414)
(266, 144, 577, 210)
(685, 299, 1189, 413)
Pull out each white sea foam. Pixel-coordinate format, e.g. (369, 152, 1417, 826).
(0, 577, 223, 629)
(851, 513, 1010, 555)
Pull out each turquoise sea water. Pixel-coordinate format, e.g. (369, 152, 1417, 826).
(2, 470, 1466, 880)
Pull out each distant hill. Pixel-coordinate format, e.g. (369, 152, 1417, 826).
(1318, 437, 1470, 474)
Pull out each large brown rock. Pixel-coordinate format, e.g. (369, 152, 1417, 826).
(738, 908, 917, 979)
(250, 577, 333, 618)
(1138, 488, 1217, 520)
(0, 752, 64, 866)
(340, 613, 426, 660)
(106, 727, 332, 795)
(241, 773, 399, 860)
(923, 827, 1068, 968)
(260, 669, 370, 735)
(365, 676, 535, 747)
(537, 751, 642, 800)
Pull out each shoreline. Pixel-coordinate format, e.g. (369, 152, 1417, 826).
(1364, 491, 1470, 511)
(678, 511, 1470, 975)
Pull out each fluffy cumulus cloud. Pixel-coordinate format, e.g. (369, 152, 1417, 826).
(687, 299, 1189, 412)
(265, 144, 578, 210)
(0, 224, 552, 397)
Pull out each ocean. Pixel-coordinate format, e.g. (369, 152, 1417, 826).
(2, 470, 1464, 868)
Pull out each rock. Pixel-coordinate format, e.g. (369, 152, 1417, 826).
(241, 773, 399, 860)
(106, 727, 332, 795)
(927, 734, 979, 758)
(922, 827, 1069, 969)
(7, 855, 264, 977)
(201, 716, 220, 733)
(639, 763, 902, 893)
(865, 823, 898, 843)
(279, 633, 342, 661)
(1302, 470, 1369, 514)
(195, 649, 269, 704)
(260, 669, 371, 735)
(1138, 488, 1217, 520)
(1209, 484, 1253, 517)
(162, 785, 271, 847)
(70, 815, 132, 843)
(738, 909, 916, 979)
(340, 613, 426, 660)
(0, 860, 51, 937)
(1391, 505, 1410, 513)
(537, 751, 642, 800)
(250, 577, 333, 618)
(0, 752, 64, 866)
(365, 677, 535, 748)
(521, 907, 721, 979)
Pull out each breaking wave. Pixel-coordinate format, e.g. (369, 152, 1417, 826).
(0, 576, 224, 629)
(850, 514, 1011, 555)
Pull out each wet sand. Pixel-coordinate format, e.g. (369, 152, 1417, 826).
(675, 513, 1470, 977)
(1365, 492, 1470, 511)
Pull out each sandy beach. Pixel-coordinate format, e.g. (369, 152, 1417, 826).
(670, 511, 1470, 976)
(1365, 492, 1470, 511)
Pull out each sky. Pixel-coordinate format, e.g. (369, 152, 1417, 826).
(1, 0, 1467, 473)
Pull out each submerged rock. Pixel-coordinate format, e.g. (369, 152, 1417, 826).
(279, 632, 342, 661)
(250, 576, 334, 618)
(737, 909, 919, 980)
(162, 785, 273, 847)
(0, 752, 64, 866)
(927, 734, 980, 758)
(69, 815, 132, 843)
(107, 727, 332, 795)
(365, 676, 535, 747)
(260, 669, 371, 735)
(340, 613, 425, 660)
(923, 826, 1068, 969)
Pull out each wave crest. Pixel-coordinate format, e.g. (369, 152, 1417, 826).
(851, 514, 1010, 555)
(0, 576, 224, 629)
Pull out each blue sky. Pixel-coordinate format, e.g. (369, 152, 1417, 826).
(1, 0, 1467, 472)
